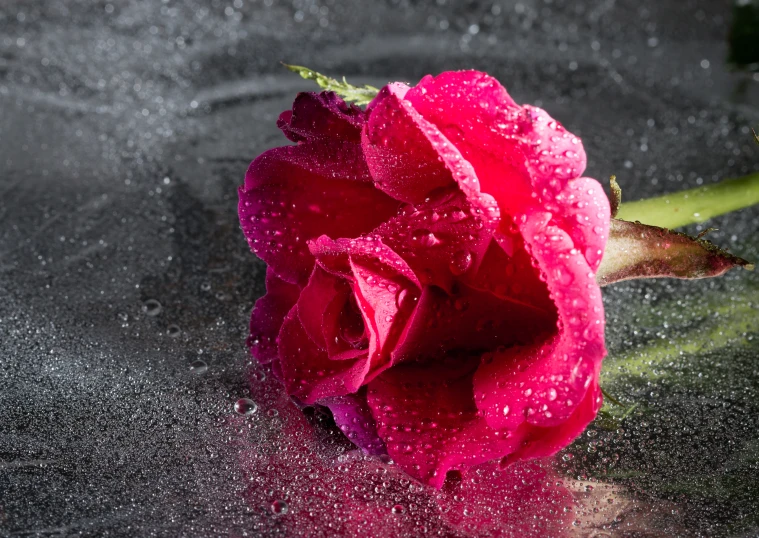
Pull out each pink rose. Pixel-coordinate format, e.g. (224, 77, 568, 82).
(239, 71, 610, 488)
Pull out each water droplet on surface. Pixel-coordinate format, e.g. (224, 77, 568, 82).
(142, 299, 162, 316)
(167, 324, 181, 337)
(189, 359, 208, 375)
(234, 398, 258, 415)
(270, 500, 288, 515)
(392, 504, 405, 515)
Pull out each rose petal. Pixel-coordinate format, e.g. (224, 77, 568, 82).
(239, 142, 399, 285)
(278, 305, 370, 403)
(473, 216, 606, 431)
(501, 381, 602, 465)
(405, 70, 586, 215)
(367, 359, 523, 489)
(552, 177, 611, 272)
(320, 388, 386, 455)
(277, 91, 365, 143)
(362, 83, 482, 203)
(310, 236, 421, 381)
(247, 267, 301, 364)
(371, 187, 500, 291)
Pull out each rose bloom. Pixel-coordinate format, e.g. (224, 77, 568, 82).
(239, 71, 610, 488)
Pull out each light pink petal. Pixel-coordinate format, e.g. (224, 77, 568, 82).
(277, 91, 365, 143)
(247, 267, 301, 365)
(238, 142, 399, 285)
(362, 83, 482, 203)
(367, 359, 523, 489)
(278, 306, 369, 404)
(320, 388, 386, 455)
(473, 214, 606, 431)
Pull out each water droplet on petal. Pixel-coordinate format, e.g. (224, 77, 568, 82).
(449, 249, 473, 275)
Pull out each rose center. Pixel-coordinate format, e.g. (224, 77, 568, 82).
(339, 293, 368, 350)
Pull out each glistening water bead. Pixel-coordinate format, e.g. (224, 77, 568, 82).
(142, 299, 162, 316)
(234, 398, 258, 415)
(189, 359, 208, 375)
(270, 500, 288, 515)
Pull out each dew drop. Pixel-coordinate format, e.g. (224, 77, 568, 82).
(234, 398, 258, 415)
(270, 500, 288, 515)
(392, 504, 405, 515)
(449, 249, 473, 275)
(166, 324, 181, 337)
(142, 299, 162, 316)
(189, 359, 208, 375)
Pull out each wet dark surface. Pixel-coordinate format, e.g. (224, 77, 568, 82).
(1, 1, 759, 536)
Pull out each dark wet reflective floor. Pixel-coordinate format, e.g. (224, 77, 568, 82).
(1, 1, 758, 536)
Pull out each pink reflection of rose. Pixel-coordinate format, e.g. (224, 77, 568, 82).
(239, 71, 609, 488)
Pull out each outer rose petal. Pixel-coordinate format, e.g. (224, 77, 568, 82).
(277, 91, 365, 143)
(363, 83, 482, 203)
(278, 305, 369, 403)
(473, 214, 606, 431)
(551, 177, 611, 272)
(320, 388, 386, 455)
(367, 359, 524, 489)
(247, 267, 300, 365)
(238, 141, 399, 285)
(502, 381, 602, 465)
(404, 70, 587, 214)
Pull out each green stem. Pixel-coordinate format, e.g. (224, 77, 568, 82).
(615, 172, 759, 229)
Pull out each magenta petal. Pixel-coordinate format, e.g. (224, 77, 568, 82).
(371, 188, 500, 291)
(247, 268, 301, 365)
(238, 142, 399, 285)
(362, 83, 482, 203)
(552, 177, 611, 272)
(473, 215, 606, 431)
(296, 265, 346, 350)
(320, 388, 386, 455)
(367, 360, 523, 489)
(405, 70, 587, 214)
(278, 306, 369, 404)
(310, 235, 421, 381)
(277, 91, 365, 143)
(503, 381, 602, 465)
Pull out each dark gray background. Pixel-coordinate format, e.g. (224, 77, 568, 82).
(2, 1, 759, 536)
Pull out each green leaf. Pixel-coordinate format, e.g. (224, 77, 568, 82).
(283, 63, 380, 106)
(597, 219, 753, 286)
(615, 172, 759, 229)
